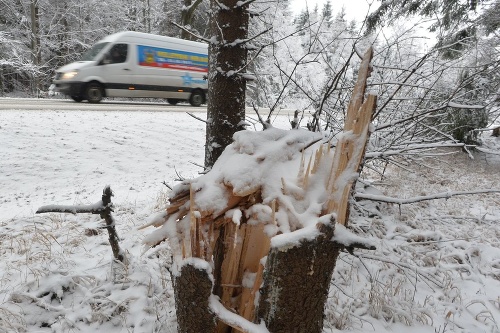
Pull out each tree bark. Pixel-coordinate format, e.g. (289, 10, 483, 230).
(174, 263, 217, 333)
(100, 186, 125, 263)
(30, 0, 41, 95)
(257, 223, 341, 333)
(205, 0, 249, 168)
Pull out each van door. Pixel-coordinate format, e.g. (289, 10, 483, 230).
(99, 43, 135, 98)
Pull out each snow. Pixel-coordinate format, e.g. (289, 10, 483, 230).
(209, 295, 270, 333)
(447, 101, 485, 109)
(1, 103, 500, 332)
(270, 223, 321, 249)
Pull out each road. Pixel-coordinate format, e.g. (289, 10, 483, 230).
(0, 97, 206, 112)
(0, 98, 284, 115)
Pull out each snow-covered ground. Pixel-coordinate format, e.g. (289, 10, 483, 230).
(1, 107, 499, 332)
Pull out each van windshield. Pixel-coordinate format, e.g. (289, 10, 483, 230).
(80, 42, 110, 61)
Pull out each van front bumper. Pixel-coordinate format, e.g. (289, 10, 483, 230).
(53, 81, 85, 96)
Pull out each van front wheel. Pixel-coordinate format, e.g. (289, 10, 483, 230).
(189, 90, 204, 107)
(86, 83, 104, 103)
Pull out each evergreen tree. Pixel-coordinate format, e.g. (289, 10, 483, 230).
(321, 0, 333, 27)
(366, 0, 499, 58)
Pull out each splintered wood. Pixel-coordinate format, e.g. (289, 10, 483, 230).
(325, 48, 376, 225)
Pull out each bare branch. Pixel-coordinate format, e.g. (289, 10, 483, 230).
(172, 22, 211, 43)
(187, 111, 207, 123)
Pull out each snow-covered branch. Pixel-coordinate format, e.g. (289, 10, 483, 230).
(365, 142, 468, 159)
(36, 202, 106, 215)
(209, 295, 270, 333)
(171, 22, 211, 43)
(447, 101, 485, 109)
(355, 189, 500, 205)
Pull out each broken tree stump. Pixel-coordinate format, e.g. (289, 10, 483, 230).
(174, 261, 216, 333)
(258, 222, 340, 333)
(142, 46, 378, 333)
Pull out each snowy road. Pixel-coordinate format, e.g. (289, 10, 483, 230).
(0, 97, 205, 112)
(0, 97, 286, 115)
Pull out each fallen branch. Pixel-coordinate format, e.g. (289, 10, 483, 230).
(36, 203, 105, 215)
(355, 189, 500, 204)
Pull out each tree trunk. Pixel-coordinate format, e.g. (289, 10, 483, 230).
(174, 263, 217, 332)
(257, 223, 341, 333)
(205, 0, 249, 168)
(201, 6, 250, 327)
(30, 0, 41, 95)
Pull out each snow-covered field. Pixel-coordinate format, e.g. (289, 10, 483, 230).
(1, 106, 499, 332)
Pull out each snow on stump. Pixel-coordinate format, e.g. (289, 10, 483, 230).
(141, 47, 377, 333)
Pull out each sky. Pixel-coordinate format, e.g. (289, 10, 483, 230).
(290, 0, 373, 21)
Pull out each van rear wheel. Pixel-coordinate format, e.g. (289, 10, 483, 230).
(167, 98, 179, 105)
(71, 96, 83, 102)
(189, 90, 204, 107)
(86, 82, 104, 103)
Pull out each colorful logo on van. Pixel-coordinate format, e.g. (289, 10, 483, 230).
(182, 73, 206, 86)
(138, 45, 208, 72)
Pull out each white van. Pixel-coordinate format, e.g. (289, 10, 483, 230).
(53, 31, 208, 106)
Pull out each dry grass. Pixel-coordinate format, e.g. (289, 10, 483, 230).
(323, 147, 500, 332)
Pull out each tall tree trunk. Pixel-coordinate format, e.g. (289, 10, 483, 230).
(171, 2, 250, 331)
(204, 0, 249, 168)
(30, 0, 41, 95)
(204, 2, 250, 329)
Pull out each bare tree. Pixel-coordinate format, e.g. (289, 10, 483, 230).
(180, 0, 203, 40)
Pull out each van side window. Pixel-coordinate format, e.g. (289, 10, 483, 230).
(109, 44, 128, 64)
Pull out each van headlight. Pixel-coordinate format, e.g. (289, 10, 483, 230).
(62, 71, 78, 79)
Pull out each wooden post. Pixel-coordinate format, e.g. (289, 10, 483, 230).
(36, 186, 126, 263)
(100, 186, 126, 263)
